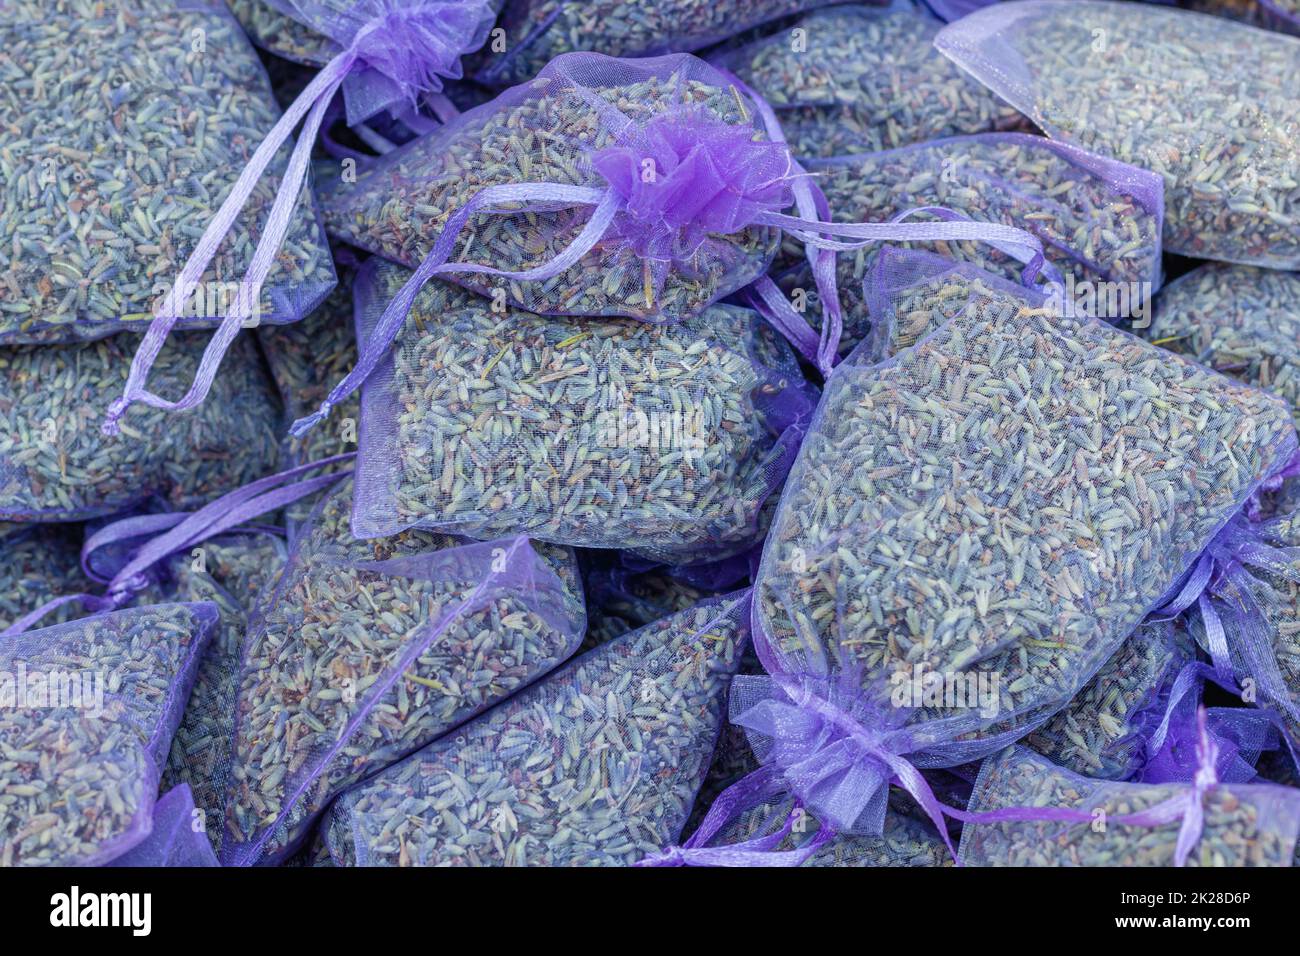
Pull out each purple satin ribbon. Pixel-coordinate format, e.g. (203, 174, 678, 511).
(643, 705, 1222, 868)
(720, 70, 843, 375)
(103, 2, 494, 434)
(289, 195, 1050, 435)
(1153, 491, 1300, 729)
(1, 454, 353, 637)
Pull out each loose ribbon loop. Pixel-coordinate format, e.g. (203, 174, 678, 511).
(0, 454, 354, 637)
(652, 673, 1222, 867)
(288, 160, 1049, 437)
(103, 2, 495, 433)
(1154, 479, 1300, 728)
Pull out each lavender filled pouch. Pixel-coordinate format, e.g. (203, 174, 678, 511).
(0, 603, 215, 866)
(0, 332, 282, 521)
(775, 133, 1163, 357)
(470, 0, 863, 88)
(710, 3, 1030, 160)
(935, 0, 1300, 268)
(320, 594, 748, 866)
(960, 745, 1300, 866)
(0, 0, 335, 344)
(221, 478, 585, 865)
(350, 261, 815, 562)
(699, 251, 1296, 856)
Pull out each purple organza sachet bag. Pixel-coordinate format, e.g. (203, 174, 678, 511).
(109, 784, 220, 867)
(348, 259, 817, 563)
(0, 0, 335, 345)
(318, 593, 749, 866)
(772, 133, 1164, 358)
(656, 249, 1298, 862)
(0, 603, 217, 866)
(469, 0, 871, 88)
(0, 332, 283, 522)
(960, 745, 1300, 866)
(709, 2, 1032, 161)
(934, 0, 1300, 268)
(220, 478, 586, 865)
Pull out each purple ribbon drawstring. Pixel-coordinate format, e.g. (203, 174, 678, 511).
(646, 705, 1222, 868)
(1, 454, 353, 637)
(1153, 494, 1300, 728)
(103, 2, 496, 434)
(719, 70, 843, 375)
(290, 197, 1049, 435)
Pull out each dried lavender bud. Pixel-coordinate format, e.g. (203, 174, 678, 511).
(321, 594, 747, 866)
(0, 332, 282, 521)
(712, 4, 1031, 160)
(0, 603, 216, 867)
(0, 0, 335, 343)
(352, 262, 811, 562)
(221, 478, 586, 865)
(776, 133, 1163, 356)
(936, 0, 1300, 268)
(0, 525, 93, 632)
(960, 746, 1300, 866)
(320, 58, 781, 323)
(1025, 621, 1196, 779)
(1143, 264, 1300, 425)
(758, 253, 1296, 767)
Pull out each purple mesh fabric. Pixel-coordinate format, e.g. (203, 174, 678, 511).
(709, 4, 1032, 161)
(469, 0, 866, 89)
(1179, 503, 1300, 755)
(319, 593, 749, 866)
(0, 332, 284, 522)
(1139, 700, 1278, 787)
(934, 0, 1300, 268)
(959, 745, 1300, 866)
(108, 784, 220, 867)
(918, 0, 999, 21)
(350, 261, 815, 560)
(320, 53, 790, 324)
(220, 479, 586, 865)
(1024, 620, 1198, 781)
(738, 251, 1298, 839)
(0, 0, 336, 345)
(251, 0, 499, 126)
(0, 602, 216, 866)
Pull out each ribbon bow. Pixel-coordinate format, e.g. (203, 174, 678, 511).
(645, 685, 1227, 867)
